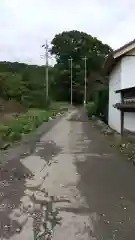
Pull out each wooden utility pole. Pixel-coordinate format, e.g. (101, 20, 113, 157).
(82, 56, 87, 105)
(68, 57, 73, 105)
(42, 40, 49, 101)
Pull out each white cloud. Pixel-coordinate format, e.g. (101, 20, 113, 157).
(0, 0, 135, 65)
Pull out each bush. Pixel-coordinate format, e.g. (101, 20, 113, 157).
(86, 102, 97, 118)
(0, 102, 68, 149)
(95, 88, 108, 115)
(87, 87, 109, 122)
(0, 108, 58, 147)
(94, 87, 109, 123)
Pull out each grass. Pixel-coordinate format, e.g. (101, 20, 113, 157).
(0, 103, 69, 149)
(86, 102, 97, 118)
(50, 101, 69, 112)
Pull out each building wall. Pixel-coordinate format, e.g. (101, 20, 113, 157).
(121, 55, 135, 89)
(108, 61, 121, 133)
(109, 48, 135, 133)
(124, 112, 135, 132)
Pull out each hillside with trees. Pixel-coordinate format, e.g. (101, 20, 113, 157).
(0, 30, 112, 148)
(0, 61, 55, 110)
(0, 30, 112, 118)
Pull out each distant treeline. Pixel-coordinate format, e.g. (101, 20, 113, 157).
(0, 61, 55, 108)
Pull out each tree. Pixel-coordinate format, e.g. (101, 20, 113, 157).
(51, 30, 112, 103)
(0, 72, 25, 102)
(0, 61, 55, 108)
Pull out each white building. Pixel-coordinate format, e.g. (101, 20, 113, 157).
(105, 39, 135, 134)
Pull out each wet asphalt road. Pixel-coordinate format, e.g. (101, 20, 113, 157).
(0, 108, 135, 239)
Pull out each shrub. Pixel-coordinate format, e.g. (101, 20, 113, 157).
(94, 87, 109, 123)
(0, 102, 68, 149)
(86, 102, 97, 118)
(0, 109, 57, 147)
(95, 88, 108, 115)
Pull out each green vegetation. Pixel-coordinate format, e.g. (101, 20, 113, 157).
(51, 30, 112, 103)
(0, 62, 70, 149)
(0, 30, 111, 107)
(50, 101, 70, 112)
(0, 62, 55, 108)
(86, 87, 109, 122)
(95, 87, 109, 122)
(86, 102, 97, 118)
(0, 30, 112, 148)
(0, 108, 63, 149)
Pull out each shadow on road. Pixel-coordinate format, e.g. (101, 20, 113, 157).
(75, 110, 135, 239)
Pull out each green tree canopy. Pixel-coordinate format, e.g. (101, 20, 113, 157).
(51, 30, 112, 103)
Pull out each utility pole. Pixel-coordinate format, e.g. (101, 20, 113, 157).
(82, 56, 87, 106)
(42, 40, 49, 101)
(68, 57, 73, 105)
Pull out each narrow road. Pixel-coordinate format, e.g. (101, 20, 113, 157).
(0, 108, 135, 239)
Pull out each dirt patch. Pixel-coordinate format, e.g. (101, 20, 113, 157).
(0, 99, 26, 118)
(0, 157, 32, 239)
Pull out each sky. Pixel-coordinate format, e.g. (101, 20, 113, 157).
(0, 0, 135, 65)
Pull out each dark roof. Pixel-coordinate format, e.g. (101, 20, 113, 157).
(115, 86, 135, 93)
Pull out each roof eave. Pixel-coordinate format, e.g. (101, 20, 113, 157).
(103, 39, 135, 75)
(103, 54, 115, 75)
